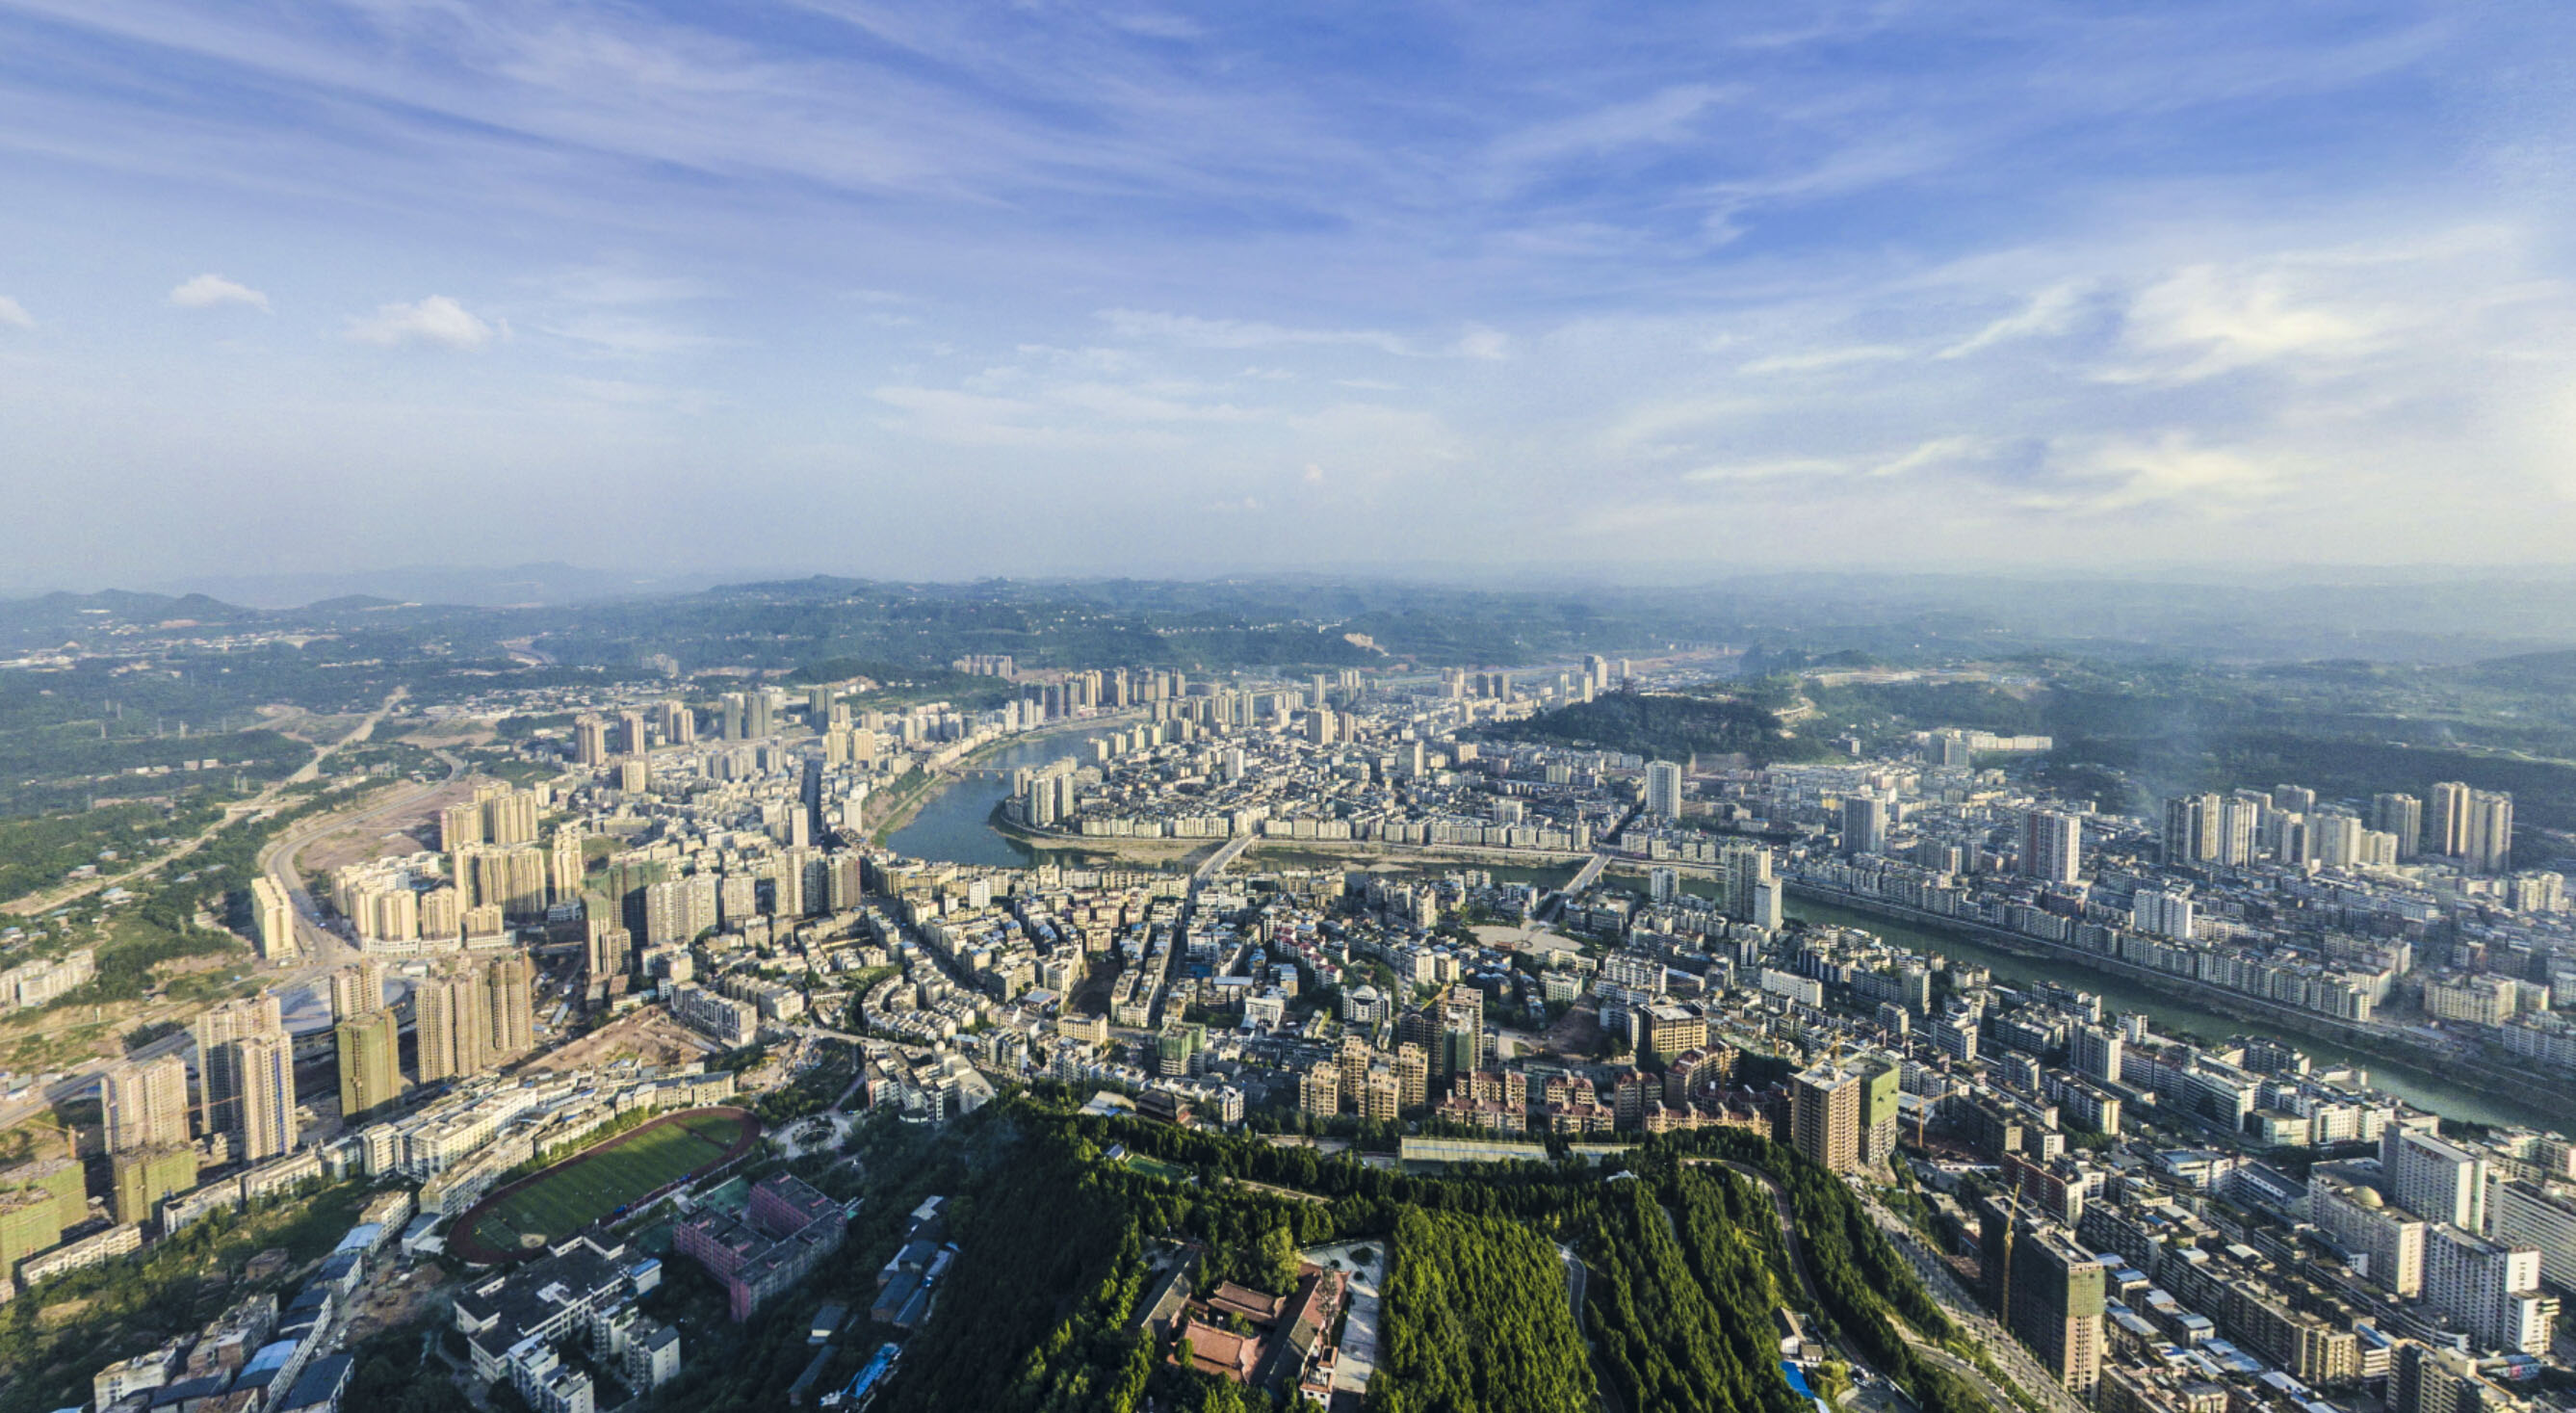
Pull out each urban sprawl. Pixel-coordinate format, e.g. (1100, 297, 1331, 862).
(5, 653, 2576, 1413)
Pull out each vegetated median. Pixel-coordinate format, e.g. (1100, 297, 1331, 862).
(447, 1106, 759, 1265)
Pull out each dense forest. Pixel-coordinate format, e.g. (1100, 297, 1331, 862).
(1374, 1208, 1594, 1413)
(1482, 691, 1817, 766)
(765, 1089, 1993, 1413)
(1804, 671, 2576, 839)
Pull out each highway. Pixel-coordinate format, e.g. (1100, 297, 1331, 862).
(1845, 1180, 2091, 1413)
(0, 696, 451, 1132)
(0, 1026, 195, 1133)
(1702, 1160, 1939, 1413)
(256, 744, 463, 972)
(5, 688, 415, 917)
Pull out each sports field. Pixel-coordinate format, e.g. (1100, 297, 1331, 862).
(457, 1107, 756, 1261)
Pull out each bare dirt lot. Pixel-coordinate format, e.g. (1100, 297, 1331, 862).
(340, 1260, 454, 1342)
(392, 715, 497, 748)
(537, 1006, 716, 1073)
(298, 776, 481, 874)
(1538, 1002, 1604, 1058)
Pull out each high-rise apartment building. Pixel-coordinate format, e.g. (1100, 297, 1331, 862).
(461, 845, 549, 920)
(2163, 794, 2222, 865)
(327, 959, 384, 1019)
(574, 715, 610, 767)
(2022, 809, 2082, 884)
(1791, 1060, 1895, 1172)
(247, 877, 296, 960)
(1979, 1198, 2107, 1395)
(481, 788, 540, 847)
(101, 1054, 191, 1155)
(2373, 793, 2425, 860)
(2424, 1224, 2556, 1354)
(439, 801, 483, 850)
(586, 917, 634, 982)
(2309, 1166, 2427, 1296)
(232, 1030, 298, 1162)
(2383, 1124, 2488, 1232)
(2431, 781, 2473, 858)
(643, 876, 718, 946)
(2485, 1179, 2576, 1295)
(2217, 794, 2261, 866)
(487, 951, 536, 1060)
(551, 825, 585, 904)
(1645, 761, 1683, 821)
(2464, 790, 2513, 876)
(335, 1007, 403, 1119)
(1842, 794, 1889, 856)
(1721, 841, 1775, 922)
(194, 993, 284, 1141)
(2394, 1341, 2511, 1413)
(2069, 1025, 2123, 1086)
(2131, 888, 2195, 941)
(414, 965, 493, 1084)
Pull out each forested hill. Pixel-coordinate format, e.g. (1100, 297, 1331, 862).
(1478, 691, 1819, 766)
(495, 1084, 2001, 1413)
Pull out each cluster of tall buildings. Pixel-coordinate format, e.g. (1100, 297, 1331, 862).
(195, 995, 298, 1164)
(2165, 783, 2513, 876)
(412, 953, 538, 1084)
(330, 785, 585, 951)
(1789, 1056, 1901, 1172)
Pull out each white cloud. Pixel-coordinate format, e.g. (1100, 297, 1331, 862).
(538, 312, 713, 359)
(168, 274, 270, 310)
(562, 377, 717, 413)
(1685, 457, 1847, 484)
(1101, 308, 1411, 355)
(2108, 264, 2378, 382)
(1452, 325, 1511, 361)
(1737, 344, 1909, 375)
(1490, 84, 1734, 168)
(1939, 281, 2089, 358)
(2018, 434, 2284, 514)
(0, 296, 31, 330)
(347, 296, 503, 350)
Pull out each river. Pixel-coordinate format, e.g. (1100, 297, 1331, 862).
(1780, 896, 2559, 1133)
(883, 729, 1119, 870)
(880, 758, 2558, 1131)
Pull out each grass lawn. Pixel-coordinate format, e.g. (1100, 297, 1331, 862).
(468, 1111, 749, 1255)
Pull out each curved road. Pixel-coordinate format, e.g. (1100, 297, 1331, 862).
(257, 744, 463, 971)
(5, 689, 415, 917)
(1704, 1159, 2035, 1413)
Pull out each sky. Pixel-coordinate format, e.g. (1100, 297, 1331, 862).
(3, 1, 2574, 590)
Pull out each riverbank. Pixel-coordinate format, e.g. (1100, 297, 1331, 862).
(866, 712, 1147, 847)
(988, 815, 1596, 874)
(1782, 886, 2573, 1133)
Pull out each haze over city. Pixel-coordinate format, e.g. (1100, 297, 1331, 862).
(6, 1, 2576, 587)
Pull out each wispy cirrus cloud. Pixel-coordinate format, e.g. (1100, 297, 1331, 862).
(3, 0, 2575, 579)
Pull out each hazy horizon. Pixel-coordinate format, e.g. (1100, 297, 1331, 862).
(6, 3, 2575, 583)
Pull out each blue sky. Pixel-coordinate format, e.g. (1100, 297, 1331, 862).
(2, 1, 2571, 588)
